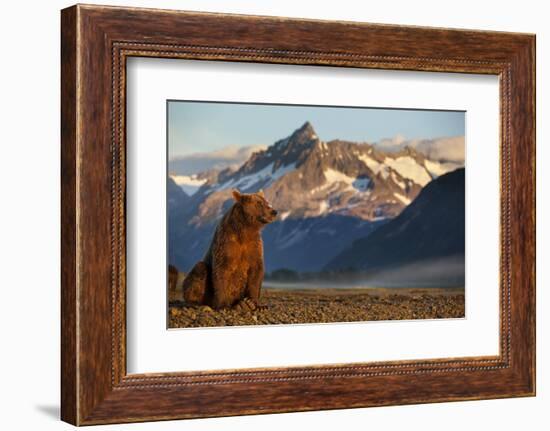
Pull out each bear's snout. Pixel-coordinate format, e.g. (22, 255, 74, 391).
(271, 209, 278, 217)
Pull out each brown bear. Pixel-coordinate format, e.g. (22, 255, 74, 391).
(182, 189, 277, 311)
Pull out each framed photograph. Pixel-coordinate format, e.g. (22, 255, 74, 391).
(61, 4, 535, 425)
(166, 101, 466, 329)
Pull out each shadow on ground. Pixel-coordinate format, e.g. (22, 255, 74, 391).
(35, 404, 59, 420)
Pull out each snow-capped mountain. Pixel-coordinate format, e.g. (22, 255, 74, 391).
(168, 122, 463, 273)
(185, 122, 460, 226)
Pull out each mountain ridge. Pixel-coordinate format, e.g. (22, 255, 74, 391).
(180, 122, 460, 225)
(325, 168, 465, 284)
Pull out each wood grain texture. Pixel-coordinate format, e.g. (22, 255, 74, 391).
(60, 5, 78, 425)
(60, 4, 536, 425)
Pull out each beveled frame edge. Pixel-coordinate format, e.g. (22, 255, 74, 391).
(61, 4, 535, 426)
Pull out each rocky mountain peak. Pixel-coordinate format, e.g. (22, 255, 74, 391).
(232, 122, 319, 180)
(293, 121, 316, 139)
(276, 121, 319, 150)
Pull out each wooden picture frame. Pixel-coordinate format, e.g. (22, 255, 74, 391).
(61, 4, 535, 425)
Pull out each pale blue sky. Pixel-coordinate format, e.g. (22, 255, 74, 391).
(168, 101, 465, 159)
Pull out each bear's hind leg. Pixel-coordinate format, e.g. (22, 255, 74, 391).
(211, 269, 246, 309)
(182, 261, 210, 305)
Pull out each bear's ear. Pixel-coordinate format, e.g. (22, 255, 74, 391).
(232, 189, 243, 202)
(257, 189, 265, 198)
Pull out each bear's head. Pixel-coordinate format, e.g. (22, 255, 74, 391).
(232, 189, 278, 227)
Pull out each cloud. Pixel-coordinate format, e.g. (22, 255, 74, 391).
(169, 144, 267, 175)
(376, 134, 407, 150)
(375, 135, 465, 163)
(411, 136, 465, 163)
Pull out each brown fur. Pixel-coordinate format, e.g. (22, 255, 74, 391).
(182, 189, 277, 309)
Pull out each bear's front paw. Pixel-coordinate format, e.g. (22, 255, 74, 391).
(234, 297, 264, 312)
(255, 302, 268, 311)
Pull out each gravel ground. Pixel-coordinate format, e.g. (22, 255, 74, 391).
(168, 287, 465, 329)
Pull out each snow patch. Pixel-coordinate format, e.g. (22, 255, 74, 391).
(309, 183, 331, 195)
(279, 211, 291, 221)
(217, 162, 296, 191)
(359, 155, 389, 179)
(393, 192, 411, 205)
(324, 168, 371, 193)
(424, 159, 462, 178)
(359, 154, 381, 172)
(170, 174, 207, 196)
(324, 168, 355, 186)
(318, 200, 329, 215)
(392, 172, 406, 189)
(384, 156, 432, 186)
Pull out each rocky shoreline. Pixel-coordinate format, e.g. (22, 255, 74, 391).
(168, 287, 465, 329)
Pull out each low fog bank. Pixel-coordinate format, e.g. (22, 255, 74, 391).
(264, 255, 465, 289)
